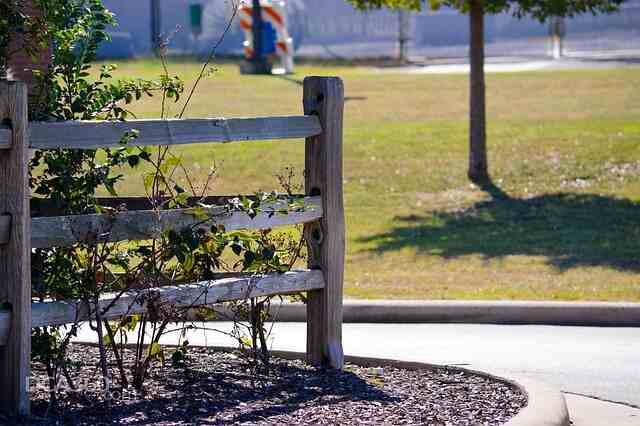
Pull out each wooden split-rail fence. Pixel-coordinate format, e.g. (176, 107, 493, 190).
(0, 76, 345, 416)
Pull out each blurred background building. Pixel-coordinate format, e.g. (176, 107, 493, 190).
(99, 0, 640, 60)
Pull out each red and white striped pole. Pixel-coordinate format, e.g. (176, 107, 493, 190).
(240, 1, 294, 74)
(241, 0, 272, 74)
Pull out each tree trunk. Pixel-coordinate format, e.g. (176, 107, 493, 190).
(468, 0, 489, 184)
(252, 0, 263, 63)
(7, 0, 51, 87)
(150, 0, 161, 54)
(397, 10, 410, 63)
(7, 0, 51, 114)
(549, 17, 565, 59)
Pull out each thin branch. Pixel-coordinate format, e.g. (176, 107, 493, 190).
(177, 1, 240, 118)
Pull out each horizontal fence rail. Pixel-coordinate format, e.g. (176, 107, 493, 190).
(29, 196, 322, 248)
(10, 116, 323, 149)
(0, 269, 325, 346)
(31, 194, 308, 217)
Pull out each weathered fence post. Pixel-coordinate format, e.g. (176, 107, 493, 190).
(0, 81, 32, 416)
(303, 76, 345, 369)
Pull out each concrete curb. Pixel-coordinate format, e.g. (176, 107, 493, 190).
(225, 347, 570, 426)
(254, 300, 640, 326)
(563, 393, 640, 426)
(507, 376, 570, 426)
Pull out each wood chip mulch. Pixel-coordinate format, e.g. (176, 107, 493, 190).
(2, 344, 526, 425)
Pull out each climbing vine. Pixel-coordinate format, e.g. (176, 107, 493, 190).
(9, 0, 306, 411)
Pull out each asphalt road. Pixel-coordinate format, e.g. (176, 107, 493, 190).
(121, 322, 640, 408)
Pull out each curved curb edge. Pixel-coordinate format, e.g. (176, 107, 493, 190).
(504, 376, 570, 426)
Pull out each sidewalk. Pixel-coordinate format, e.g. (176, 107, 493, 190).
(75, 321, 640, 424)
(374, 50, 640, 74)
(564, 394, 639, 426)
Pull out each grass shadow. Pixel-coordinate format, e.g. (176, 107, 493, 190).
(274, 75, 367, 102)
(360, 185, 640, 272)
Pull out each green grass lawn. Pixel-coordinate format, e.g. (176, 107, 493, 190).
(101, 58, 640, 301)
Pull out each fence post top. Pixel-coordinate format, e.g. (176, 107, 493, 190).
(302, 77, 344, 116)
(303, 76, 344, 86)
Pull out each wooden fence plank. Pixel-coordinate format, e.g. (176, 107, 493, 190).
(303, 77, 345, 369)
(0, 310, 8, 347)
(0, 81, 31, 416)
(0, 128, 11, 149)
(0, 215, 10, 245)
(0, 270, 324, 345)
(31, 196, 322, 248)
(24, 116, 322, 149)
(32, 194, 305, 217)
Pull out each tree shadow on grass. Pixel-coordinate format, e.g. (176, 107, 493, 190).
(275, 75, 367, 102)
(361, 182, 640, 272)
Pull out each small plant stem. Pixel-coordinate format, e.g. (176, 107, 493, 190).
(177, 1, 240, 118)
(134, 314, 147, 383)
(250, 298, 259, 366)
(61, 363, 76, 391)
(256, 300, 270, 368)
(94, 294, 111, 405)
(104, 320, 129, 389)
(44, 360, 57, 415)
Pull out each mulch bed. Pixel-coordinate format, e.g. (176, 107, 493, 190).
(3, 344, 526, 425)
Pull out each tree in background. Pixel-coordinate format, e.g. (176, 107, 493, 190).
(347, 0, 626, 186)
(2, 0, 51, 115)
(2, 0, 49, 85)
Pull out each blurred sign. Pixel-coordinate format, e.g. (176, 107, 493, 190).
(190, 4, 203, 37)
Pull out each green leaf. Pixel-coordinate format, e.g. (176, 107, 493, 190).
(160, 156, 182, 174)
(168, 192, 190, 208)
(104, 180, 118, 196)
(143, 173, 155, 193)
(122, 315, 140, 332)
(188, 206, 210, 220)
(138, 149, 152, 161)
(149, 342, 162, 357)
(127, 155, 140, 168)
(240, 336, 253, 348)
(243, 250, 257, 268)
(182, 252, 195, 271)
